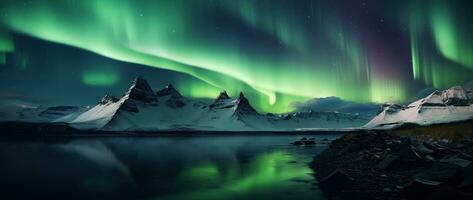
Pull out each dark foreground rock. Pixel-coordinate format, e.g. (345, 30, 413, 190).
(291, 137, 317, 146)
(311, 131, 473, 200)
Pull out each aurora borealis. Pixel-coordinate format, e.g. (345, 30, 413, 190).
(0, 0, 472, 113)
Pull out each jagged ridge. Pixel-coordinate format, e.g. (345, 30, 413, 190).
(68, 77, 369, 131)
(365, 86, 473, 129)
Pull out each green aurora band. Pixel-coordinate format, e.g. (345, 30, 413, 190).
(82, 71, 119, 86)
(406, 0, 473, 88)
(0, 0, 472, 112)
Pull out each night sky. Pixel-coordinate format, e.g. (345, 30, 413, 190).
(0, 0, 472, 113)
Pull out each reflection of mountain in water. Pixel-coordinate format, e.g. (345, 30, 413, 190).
(0, 134, 339, 200)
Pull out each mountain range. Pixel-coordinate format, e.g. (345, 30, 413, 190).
(3, 77, 369, 131)
(1, 77, 472, 132)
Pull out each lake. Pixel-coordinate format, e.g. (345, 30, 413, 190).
(0, 133, 342, 200)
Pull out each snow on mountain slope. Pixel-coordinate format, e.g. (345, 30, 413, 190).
(268, 111, 370, 130)
(70, 94, 124, 129)
(364, 86, 473, 129)
(0, 105, 87, 123)
(71, 77, 164, 130)
(100, 88, 266, 131)
(67, 77, 368, 131)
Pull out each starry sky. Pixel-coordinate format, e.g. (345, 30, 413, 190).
(0, 0, 472, 113)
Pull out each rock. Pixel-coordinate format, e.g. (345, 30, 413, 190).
(302, 140, 316, 145)
(233, 92, 259, 116)
(214, 91, 230, 102)
(429, 143, 453, 155)
(422, 142, 449, 156)
(401, 179, 443, 199)
(400, 145, 423, 162)
(292, 138, 316, 146)
(459, 163, 473, 189)
(312, 131, 473, 200)
(373, 147, 383, 152)
(376, 154, 400, 170)
(378, 103, 406, 114)
(156, 84, 182, 98)
(415, 144, 434, 156)
(318, 170, 354, 193)
(98, 94, 118, 105)
(416, 162, 462, 184)
(120, 100, 139, 112)
(431, 186, 472, 200)
(377, 144, 426, 170)
(370, 154, 381, 161)
(459, 153, 473, 162)
(126, 77, 159, 104)
(425, 155, 436, 162)
(441, 86, 470, 106)
(440, 155, 472, 168)
(376, 149, 389, 161)
(459, 139, 473, 147)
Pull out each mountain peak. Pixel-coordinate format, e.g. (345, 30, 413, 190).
(235, 92, 249, 103)
(215, 91, 230, 102)
(234, 91, 258, 116)
(415, 86, 471, 107)
(156, 84, 182, 97)
(125, 77, 158, 103)
(132, 76, 153, 91)
(442, 86, 470, 106)
(365, 86, 473, 129)
(209, 91, 232, 109)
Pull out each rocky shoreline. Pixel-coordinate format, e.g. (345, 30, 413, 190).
(311, 131, 473, 200)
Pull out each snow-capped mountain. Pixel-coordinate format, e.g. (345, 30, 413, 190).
(65, 77, 369, 131)
(364, 86, 473, 129)
(267, 111, 369, 130)
(0, 77, 370, 131)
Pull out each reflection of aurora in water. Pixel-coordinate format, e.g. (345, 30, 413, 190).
(164, 151, 320, 200)
(0, 134, 335, 200)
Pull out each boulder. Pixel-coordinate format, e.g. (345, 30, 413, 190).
(318, 170, 354, 192)
(376, 154, 400, 170)
(459, 163, 473, 189)
(441, 86, 470, 106)
(416, 162, 462, 184)
(440, 155, 472, 168)
(401, 179, 443, 199)
(415, 144, 434, 156)
(401, 145, 423, 162)
(302, 140, 316, 145)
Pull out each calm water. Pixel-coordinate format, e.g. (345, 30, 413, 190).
(0, 133, 341, 200)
